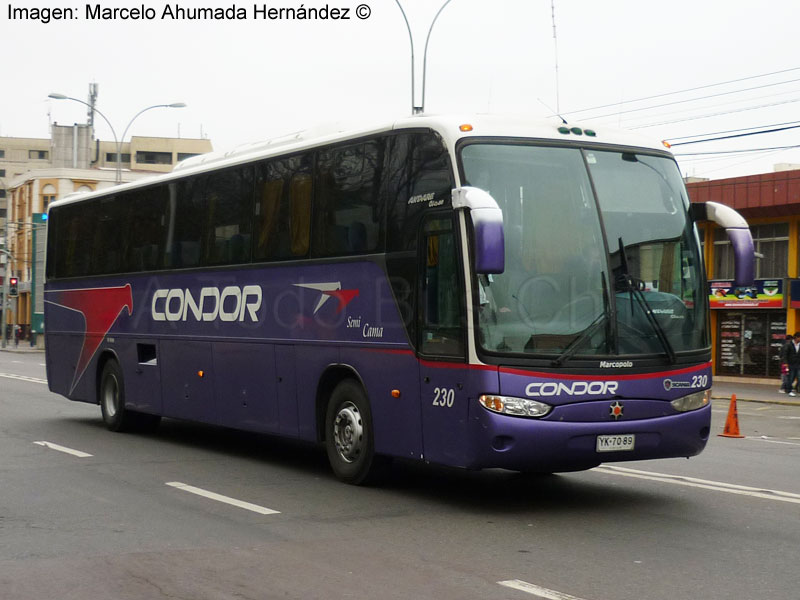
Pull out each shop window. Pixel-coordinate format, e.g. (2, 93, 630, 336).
(717, 311, 786, 378)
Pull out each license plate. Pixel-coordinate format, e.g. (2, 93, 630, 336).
(596, 434, 635, 453)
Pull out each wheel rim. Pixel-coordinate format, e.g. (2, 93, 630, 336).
(103, 373, 119, 419)
(332, 401, 364, 463)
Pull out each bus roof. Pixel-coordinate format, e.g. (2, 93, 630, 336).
(48, 113, 669, 211)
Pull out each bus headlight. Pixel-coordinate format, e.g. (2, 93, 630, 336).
(671, 389, 710, 412)
(479, 395, 552, 418)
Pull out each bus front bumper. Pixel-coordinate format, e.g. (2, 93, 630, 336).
(467, 402, 712, 473)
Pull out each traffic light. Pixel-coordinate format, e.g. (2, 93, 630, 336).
(9, 277, 18, 297)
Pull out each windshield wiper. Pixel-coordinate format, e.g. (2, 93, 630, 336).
(616, 237, 677, 364)
(552, 273, 613, 367)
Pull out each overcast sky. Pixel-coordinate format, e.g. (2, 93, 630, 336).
(2, 0, 799, 181)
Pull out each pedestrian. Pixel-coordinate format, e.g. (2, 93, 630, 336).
(780, 334, 793, 393)
(784, 332, 800, 397)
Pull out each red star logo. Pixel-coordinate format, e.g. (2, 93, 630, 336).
(609, 401, 624, 420)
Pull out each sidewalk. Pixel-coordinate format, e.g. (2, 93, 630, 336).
(711, 379, 800, 407)
(0, 345, 44, 353)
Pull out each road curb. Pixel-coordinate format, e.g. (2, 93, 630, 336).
(711, 394, 800, 407)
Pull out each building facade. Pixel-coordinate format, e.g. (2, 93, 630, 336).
(688, 167, 800, 382)
(4, 168, 155, 344)
(1, 129, 212, 346)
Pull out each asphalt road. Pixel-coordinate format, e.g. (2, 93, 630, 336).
(1, 351, 799, 600)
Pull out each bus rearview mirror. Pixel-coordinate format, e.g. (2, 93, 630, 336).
(690, 201, 755, 287)
(452, 186, 505, 274)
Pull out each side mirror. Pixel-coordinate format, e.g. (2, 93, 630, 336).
(690, 201, 755, 287)
(452, 186, 505, 274)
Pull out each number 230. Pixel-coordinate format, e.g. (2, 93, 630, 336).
(433, 387, 455, 407)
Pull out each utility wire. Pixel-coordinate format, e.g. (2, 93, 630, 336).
(580, 77, 800, 121)
(669, 124, 800, 146)
(561, 66, 800, 116)
(631, 96, 800, 129)
(626, 87, 800, 128)
(667, 119, 800, 141)
(674, 144, 800, 157)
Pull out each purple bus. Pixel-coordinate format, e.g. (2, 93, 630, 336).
(44, 115, 754, 484)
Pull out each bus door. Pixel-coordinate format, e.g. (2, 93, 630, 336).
(418, 215, 470, 467)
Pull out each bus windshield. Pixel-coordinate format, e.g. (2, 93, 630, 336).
(461, 143, 707, 360)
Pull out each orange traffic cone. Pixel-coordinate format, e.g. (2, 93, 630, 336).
(719, 393, 745, 438)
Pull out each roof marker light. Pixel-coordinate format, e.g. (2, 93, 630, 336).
(662, 140, 672, 149)
(570, 127, 583, 136)
(584, 129, 597, 137)
(459, 124, 474, 132)
(558, 126, 570, 135)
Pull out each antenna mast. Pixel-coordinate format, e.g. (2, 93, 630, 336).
(87, 82, 99, 130)
(551, 0, 561, 115)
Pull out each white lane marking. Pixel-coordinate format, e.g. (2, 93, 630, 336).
(498, 580, 591, 600)
(166, 482, 280, 515)
(594, 465, 800, 505)
(746, 436, 800, 447)
(33, 441, 93, 458)
(0, 372, 47, 385)
(778, 416, 800, 420)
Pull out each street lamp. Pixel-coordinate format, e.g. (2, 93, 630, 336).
(0, 247, 13, 349)
(48, 93, 186, 184)
(393, 0, 455, 114)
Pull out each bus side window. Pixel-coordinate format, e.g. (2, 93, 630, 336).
(54, 203, 92, 278)
(313, 139, 385, 257)
(386, 131, 453, 252)
(88, 195, 130, 275)
(290, 171, 312, 257)
(166, 177, 207, 268)
(254, 153, 312, 260)
(205, 166, 254, 266)
(420, 217, 464, 357)
(125, 187, 169, 273)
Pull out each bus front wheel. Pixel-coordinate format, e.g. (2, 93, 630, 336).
(100, 360, 133, 432)
(99, 360, 160, 432)
(325, 380, 385, 485)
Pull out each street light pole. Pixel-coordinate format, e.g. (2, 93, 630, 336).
(0, 247, 12, 349)
(420, 0, 454, 115)
(393, 0, 456, 115)
(47, 93, 186, 184)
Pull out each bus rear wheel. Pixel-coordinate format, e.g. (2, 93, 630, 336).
(325, 380, 385, 485)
